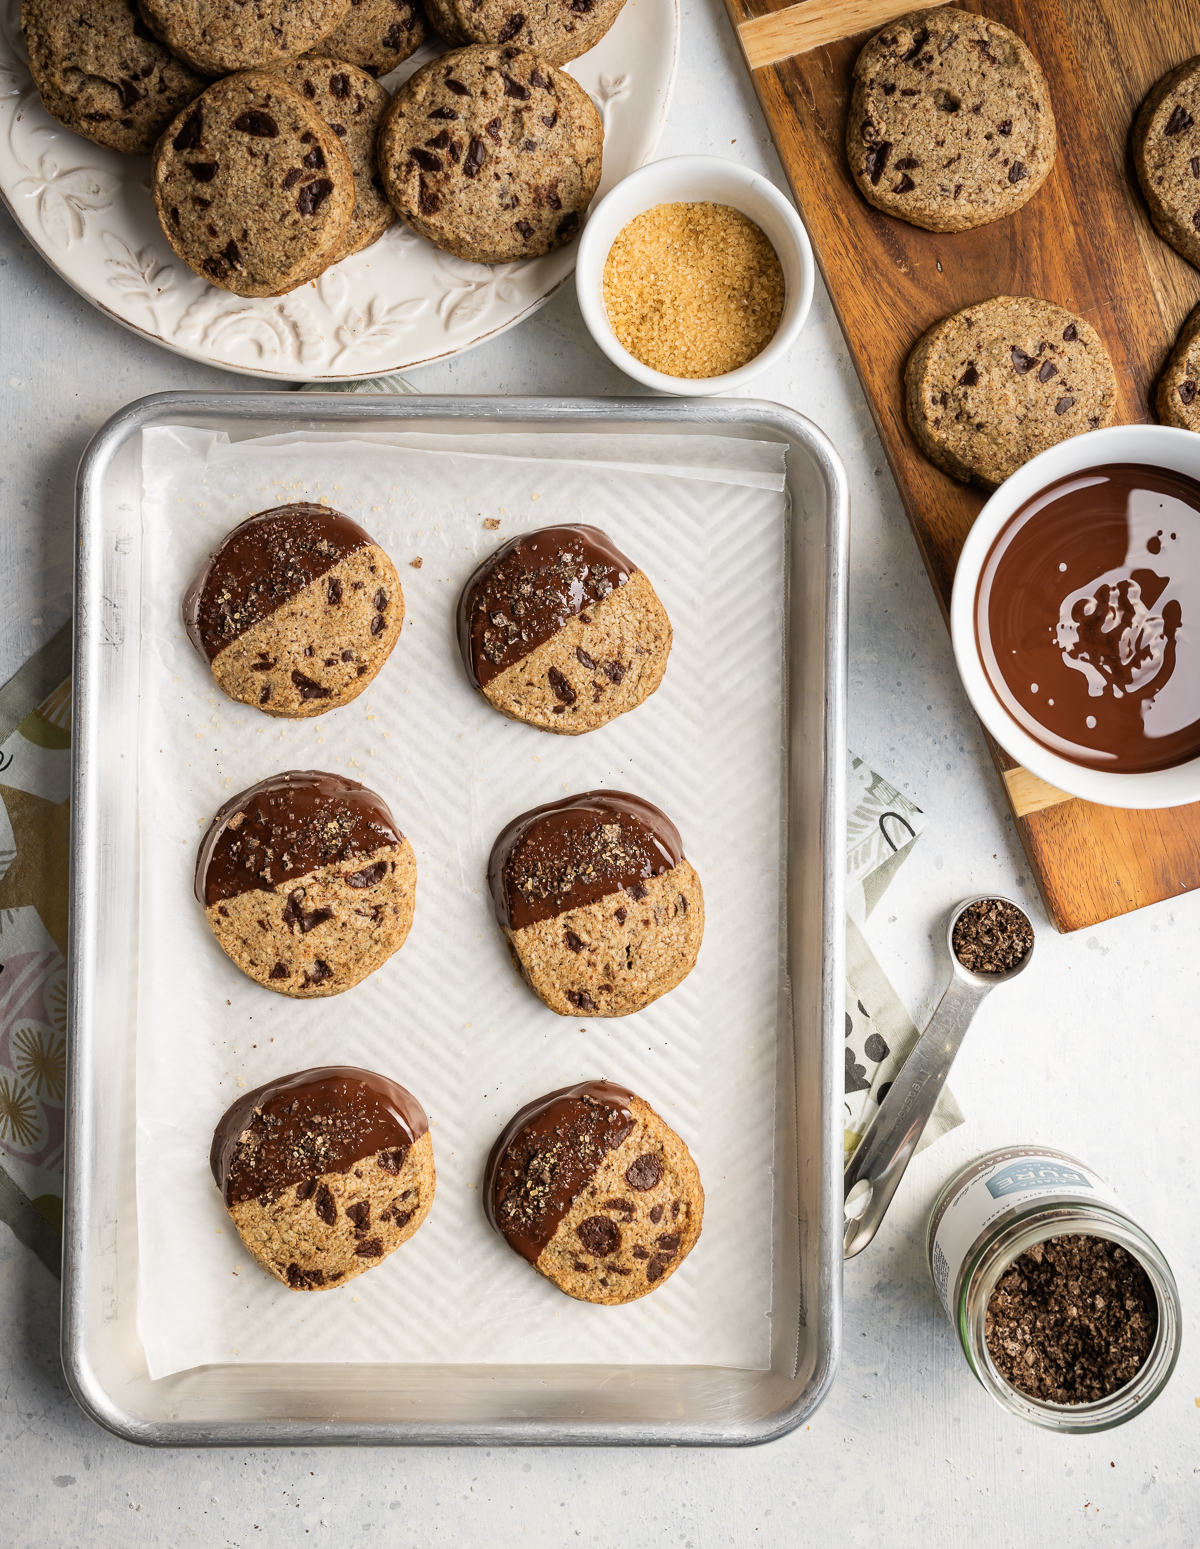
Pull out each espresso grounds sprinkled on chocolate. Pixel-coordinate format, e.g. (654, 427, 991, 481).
(985, 1234, 1158, 1404)
(952, 898, 1033, 973)
(602, 202, 785, 379)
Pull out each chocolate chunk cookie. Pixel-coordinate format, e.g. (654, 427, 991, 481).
(1134, 56, 1200, 272)
(457, 524, 671, 734)
(265, 60, 394, 259)
(307, 0, 428, 76)
(196, 771, 417, 997)
(153, 73, 355, 296)
(184, 502, 403, 715)
(485, 1080, 703, 1305)
(421, 0, 627, 68)
(1157, 302, 1200, 430)
(905, 296, 1117, 487)
(376, 44, 602, 263)
(139, 0, 354, 76)
(212, 1066, 435, 1290)
(20, 0, 207, 156)
(848, 7, 1056, 233)
(488, 791, 703, 1017)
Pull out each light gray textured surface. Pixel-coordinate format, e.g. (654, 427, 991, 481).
(1, 0, 1197, 1540)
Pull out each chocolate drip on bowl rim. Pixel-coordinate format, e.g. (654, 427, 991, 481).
(487, 789, 685, 931)
(211, 1065, 429, 1206)
(195, 769, 405, 906)
(456, 523, 636, 689)
(484, 1080, 637, 1263)
(184, 502, 372, 663)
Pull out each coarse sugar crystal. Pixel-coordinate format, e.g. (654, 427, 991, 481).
(602, 201, 785, 378)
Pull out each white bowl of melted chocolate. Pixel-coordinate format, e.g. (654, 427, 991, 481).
(951, 426, 1200, 808)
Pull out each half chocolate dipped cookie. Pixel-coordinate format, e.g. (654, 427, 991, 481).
(485, 1079, 703, 1304)
(196, 770, 417, 997)
(457, 524, 671, 734)
(212, 1066, 434, 1290)
(184, 502, 403, 716)
(487, 790, 703, 1016)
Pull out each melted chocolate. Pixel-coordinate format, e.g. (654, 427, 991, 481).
(210, 1065, 428, 1206)
(487, 790, 684, 932)
(184, 503, 371, 663)
(456, 524, 635, 689)
(977, 464, 1200, 772)
(483, 1081, 636, 1262)
(195, 770, 404, 906)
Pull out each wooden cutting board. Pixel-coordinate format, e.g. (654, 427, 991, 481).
(720, 0, 1200, 931)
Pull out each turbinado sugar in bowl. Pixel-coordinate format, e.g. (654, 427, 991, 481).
(603, 202, 785, 379)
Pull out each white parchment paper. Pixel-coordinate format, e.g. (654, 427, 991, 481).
(135, 425, 789, 1379)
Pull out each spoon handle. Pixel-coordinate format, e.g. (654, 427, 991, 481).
(843, 973, 991, 1259)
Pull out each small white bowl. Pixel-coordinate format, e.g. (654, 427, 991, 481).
(950, 424, 1200, 810)
(575, 155, 815, 396)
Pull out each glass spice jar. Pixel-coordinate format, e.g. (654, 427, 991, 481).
(927, 1146, 1182, 1432)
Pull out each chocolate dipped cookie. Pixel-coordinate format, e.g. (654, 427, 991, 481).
(485, 1079, 703, 1304)
(212, 1066, 434, 1290)
(184, 502, 403, 716)
(457, 524, 671, 734)
(488, 791, 703, 1017)
(196, 770, 417, 997)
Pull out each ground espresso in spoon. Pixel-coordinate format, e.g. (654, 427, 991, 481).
(976, 463, 1200, 772)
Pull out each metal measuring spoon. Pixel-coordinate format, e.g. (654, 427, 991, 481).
(842, 893, 1036, 1260)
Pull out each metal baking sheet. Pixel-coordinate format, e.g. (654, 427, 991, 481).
(63, 393, 848, 1447)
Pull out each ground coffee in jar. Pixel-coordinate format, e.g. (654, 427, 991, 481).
(927, 1148, 1180, 1430)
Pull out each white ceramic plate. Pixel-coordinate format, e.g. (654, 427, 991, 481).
(0, 0, 678, 380)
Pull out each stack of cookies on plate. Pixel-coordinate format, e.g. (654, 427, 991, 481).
(20, 0, 618, 294)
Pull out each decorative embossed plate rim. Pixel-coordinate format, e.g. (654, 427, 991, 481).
(0, 0, 678, 380)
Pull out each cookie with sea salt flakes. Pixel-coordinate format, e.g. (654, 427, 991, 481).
(196, 770, 417, 997)
(487, 790, 703, 1018)
(20, 0, 207, 156)
(138, 0, 354, 76)
(152, 73, 355, 297)
(376, 44, 603, 264)
(211, 1066, 435, 1290)
(307, 0, 428, 76)
(847, 7, 1056, 233)
(1157, 302, 1200, 430)
(264, 59, 395, 259)
(420, 0, 627, 68)
(184, 502, 403, 716)
(1134, 56, 1200, 273)
(456, 524, 671, 734)
(905, 295, 1117, 487)
(485, 1080, 703, 1305)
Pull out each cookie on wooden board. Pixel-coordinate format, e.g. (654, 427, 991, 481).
(421, 0, 626, 68)
(184, 502, 403, 715)
(20, 0, 207, 156)
(376, 44, 602, 263)
(487, 791, 703, 1018)
(1134, 55, 1200, 272)
(152, 73, 356, 297)
(212, 1066, 434, 1290)
(905, 296, 1117, 487)
(485, 1080, 703, 1304)
(265, 59, 395, 259)
(138, 0, 354, 76)
(847, 7, 1056, 233)
(456, 524, 671, 734)
(307, 0, 428, 76)
(196, 771, 417, 997)
(1157, 302, 1200, 430)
